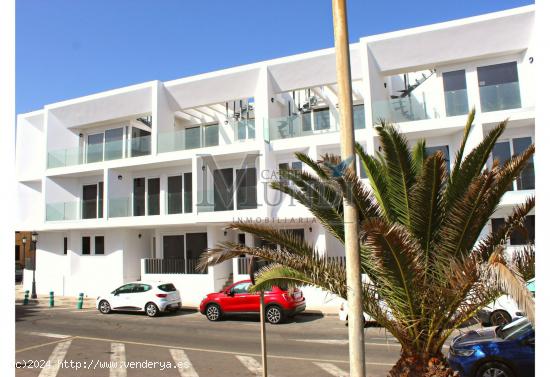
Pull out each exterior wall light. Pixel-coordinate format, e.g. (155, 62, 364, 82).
(117, 175, 123, 180)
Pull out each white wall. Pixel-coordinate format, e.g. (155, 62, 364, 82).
(123, 229, 152, 282)
(16, 112, 45, 179)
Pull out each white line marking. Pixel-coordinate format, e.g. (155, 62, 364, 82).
(236, 355, 273, 377)
(37, 340, 72, 377)
(28, 332, 72, 339)
(314, 362, 350, 377)
(290, 339, 348, 345)
(170, 349, 199, 377)
(110, 342, 127, 377)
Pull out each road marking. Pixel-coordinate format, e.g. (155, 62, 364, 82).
(314, 362, 349, 377)
(28, 332, 72, 339)
(290, 338, 400, 347)
(236, 355, 273, 377)
(110, 343, 127, 377)
(62, 335, 383, 365)
(37, 340, 72, 377)
(170, 349, 199, 377)
(290, 339, 348, 345)
(16, 338, 76, 353)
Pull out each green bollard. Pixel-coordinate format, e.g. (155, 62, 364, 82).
(77, 293, 84, 309)
(23, 290, 29, 305)
(49, 291, 54, 307)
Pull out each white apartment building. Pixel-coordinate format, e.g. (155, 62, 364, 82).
(15, 6, 535, 308)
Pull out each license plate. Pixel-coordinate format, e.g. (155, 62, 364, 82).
(293, 292, 301, 299)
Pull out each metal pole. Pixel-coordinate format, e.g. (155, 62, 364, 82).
(259, 291, 268, 377)
(31, 239, 37, 299)
(331, 1, 366, 376)
(249, 256, 268, 377)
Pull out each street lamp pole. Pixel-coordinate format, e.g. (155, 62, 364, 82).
(331, 1, 366, 376)
(31, 231, 38, 299)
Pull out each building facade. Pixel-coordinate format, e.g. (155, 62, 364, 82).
(15, 6, 535, 307)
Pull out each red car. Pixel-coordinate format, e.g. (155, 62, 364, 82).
(199, 280, 306, 324)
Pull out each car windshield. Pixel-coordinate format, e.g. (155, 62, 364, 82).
(496, 318, 532, 340)
(158, 283, 177, 292)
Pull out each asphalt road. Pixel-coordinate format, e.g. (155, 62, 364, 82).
(14, 303, 437, 377)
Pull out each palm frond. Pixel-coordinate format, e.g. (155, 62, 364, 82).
(449, 108, 475, 184)
(411, 139, 426, 177)
(486, 248, 535, 324)
(375, 122, 415, 226)
(356, 143, 393, 220)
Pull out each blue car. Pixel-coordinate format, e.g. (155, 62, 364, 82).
(448, 318, 534, 377)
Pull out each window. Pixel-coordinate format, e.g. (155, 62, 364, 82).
(213, 168, 234, 211)
(443, 70, 468, 116)
(167, 175, 182, 214)
(15, 245, 20, 261)
(237, 119, 255, 140)
(513, 137, 535, 190)
(82, 184, 98, 219)
(185, 126, 201, 149)
(98, 182, 103, 218)
(284, 228, 305, 241)
(186, 233, 208, 274)
(278, 161, 302, 184)
(491, 216, 535, 245)
(492, 137, 534, 191)
(238, 233, 246, 245)
(82, 236, 91, 255)
(236, 167, 257, 210)
(148, 178, 160, 215)
(131, 128, 151, 157)
(87, 133, 104, 163)
(184, 173, 192, 213)
(426, 145, 451, 172)
(301, 111, 312, 132)
(313, 108, 331, 130)
(134, 284, 151, 293)
(353, 104, 365, 129)
(133, 178, 145, 216)
(204, 124, 219, 147)
(158, 283, 177, 292)
(478, 62, 521, 112)
(115, 284, 135, 295)
(63, 237, 67, 255)
(231, 282, 251, 294)
(95, 236, 104, 255)
(105, 128, 124, 160)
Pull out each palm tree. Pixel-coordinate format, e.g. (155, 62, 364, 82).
(199, 110, 535, 377)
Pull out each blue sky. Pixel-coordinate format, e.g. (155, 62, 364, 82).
(16, 0, 533, 114)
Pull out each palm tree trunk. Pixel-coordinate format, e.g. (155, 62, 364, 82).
(388, 351, 459, 377)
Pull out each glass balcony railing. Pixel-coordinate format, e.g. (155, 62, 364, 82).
(45, 200, 103, 221)
(46, 202, 78, 221)
(479, 82, 521, 113)
(158, 120, 256, 153)
(108, 197, 132, 218)
(372, 97, 439, 123)
(266, 114, 339, 141)
(444, 89, 469, 117)
(47, 135, 151, 169)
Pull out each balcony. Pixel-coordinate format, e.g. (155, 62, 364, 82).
(444, 89, 469, 117)
(142, 258, 206, 274)
(47, 134, 151, 169)
(479, 82, 521, 113)
(45, 199, 103, 221)
(157, 119, 255, 153)
(372, 97, 440, 124)
(266, 112, 338, 141)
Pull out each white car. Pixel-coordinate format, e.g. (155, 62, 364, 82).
(96, 281, 182, 317)
(338, 301, 376, 326)
(478, 295, 525, 326)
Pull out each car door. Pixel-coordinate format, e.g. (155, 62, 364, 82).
(112, 283, 136, 310)
(512, 333, 535, 377)
(130, 284, 151, 310)
(222, 282, 253, 312)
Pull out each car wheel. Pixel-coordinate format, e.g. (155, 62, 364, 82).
(490, 310, 512, 326)
(98, 300, 111, 314)
(476, 361, 515, 377)
(205, 304, 222, 321)
(145, 302, 159, 317)
(265, 306, 284, 324)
